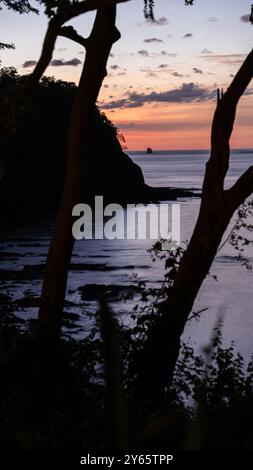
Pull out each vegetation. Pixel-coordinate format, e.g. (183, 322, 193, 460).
(1, 0, 253, 452)
(0, 68, 143, 221)
(1, 279, 253, 449)
(0, 0, 38, 50)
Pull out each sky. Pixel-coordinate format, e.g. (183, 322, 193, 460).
(0, 0, 253, 150)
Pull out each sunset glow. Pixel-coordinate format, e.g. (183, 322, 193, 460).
(1, 0, 253, 150)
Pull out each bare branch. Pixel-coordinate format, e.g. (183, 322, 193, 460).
(204, 49, 253, 194)
(61, 0, 130, 23)
(26, 0, 129, 90)
(59, 26, 87, 48)
(227, 166, 253, 210)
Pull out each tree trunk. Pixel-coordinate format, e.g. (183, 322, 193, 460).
(38, 7, 120, 349)
(24, 0, 127, 92)
(135, 49, 253, 402)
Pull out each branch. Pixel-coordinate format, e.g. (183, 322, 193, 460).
(26, 18, 60, 90)
(61, 0, 130, 23)
(204, 49, 253, 194)
(25, 0, 129, 90)
(59, 26, 87, 48)
(227, 166, 253, 210)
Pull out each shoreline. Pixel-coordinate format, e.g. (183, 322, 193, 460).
(0, 186, 200, 230)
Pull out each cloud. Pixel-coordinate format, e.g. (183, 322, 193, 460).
(201, 49, 212, 54)
(138, 50, 149, 57)
(207, 17, 218, 22)
(183, 33, 193, 39)
(140, 68, 158, 77)
(171, 71, 184, 78)
(79, 50, 84, 55)
(57, 47, 67, 52)
(22, 60, 37, 68)
(51, 58, 82, 66)
(160, 50, 177, 57)
(102, 82, 215, 109)
(117, 120, 210, 132)
(140, 66, 184, 77)
(201, 53, 246, 66)
(144, 37, 164, 43)
(241, 14, 250, 23)
(193, 67, 203, 74)
(65, 58, 82, 66)
(110, 64, 120, 70)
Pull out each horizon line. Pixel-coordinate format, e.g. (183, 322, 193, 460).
(128, 147, 253, 153)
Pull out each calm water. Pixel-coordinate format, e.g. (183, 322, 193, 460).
(1, 150, 253, 359)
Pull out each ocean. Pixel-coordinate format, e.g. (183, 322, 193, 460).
(1, 149, 253, 360)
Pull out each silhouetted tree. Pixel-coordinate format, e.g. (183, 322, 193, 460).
(36, 0, 201, 348)
(38, 5, 121, 350)
(24, 0, 128, 90)
(135, 49, 253, 402)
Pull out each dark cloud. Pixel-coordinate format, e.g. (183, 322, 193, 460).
(241, 14, 250, 23)
(110, 64, 120, 70)
(66, 58, 82, 66)
(193, 67, 203, 74)
(135, 50, 177, 58)
(160, 50, 177, 57)
(23, 60, 37, 68)
(171, 71, 184, 78)
(109, 53, 114, 57)
(138, 50, 149, 57)
(51, 59, 65, 66)
(102, 82, 215, 109)
(57, 47, 67, 52)
(144, 37, 164, 43)
(201, 48, 212, 54)
(141, 66, 183, 77)
(79, 51, 84, 55)
(51, 58, 82, 66)
(183, 33, 193, 39)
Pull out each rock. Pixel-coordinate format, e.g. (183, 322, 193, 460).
(78, 283, 140, 301)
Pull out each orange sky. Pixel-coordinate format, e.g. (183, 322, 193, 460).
(103, 96, 253, 150)
(1, 0, 253, 151)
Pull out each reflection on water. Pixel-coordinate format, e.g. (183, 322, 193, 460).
(1, 151, 253, 359)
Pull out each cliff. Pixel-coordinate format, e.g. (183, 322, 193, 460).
(0, 72, 146, 220)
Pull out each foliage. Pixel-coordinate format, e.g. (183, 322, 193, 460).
(228, 200, 253, 270)
(0, 42, 15, 50)
(1, 303, 253, 449)
(144, 0, 195, 21)
(0, 68, 135, 220)
(0, 0, 38, 50)
(0, 0, 38, 14)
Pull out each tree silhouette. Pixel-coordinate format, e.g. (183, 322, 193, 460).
(37, 4, 122, 356)
(135, 50, 253, 402)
